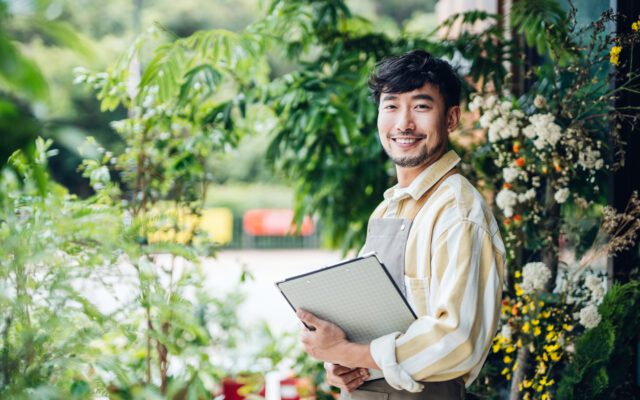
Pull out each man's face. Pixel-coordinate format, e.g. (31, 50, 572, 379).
(377, 83, 457, 169)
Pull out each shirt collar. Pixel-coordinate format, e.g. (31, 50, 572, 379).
(383, 150, 461, 201)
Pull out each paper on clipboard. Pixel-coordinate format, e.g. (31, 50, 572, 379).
(276, 252, 416, 345)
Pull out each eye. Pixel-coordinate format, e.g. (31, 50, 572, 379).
(383, 104, 397, 110)
(415, 104, 431, 110)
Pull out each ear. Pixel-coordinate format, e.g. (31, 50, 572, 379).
(446, 106, 461, 132)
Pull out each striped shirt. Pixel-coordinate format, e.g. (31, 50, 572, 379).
(368, 150, 505, 388)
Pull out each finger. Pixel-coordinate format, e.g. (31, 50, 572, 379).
(345, 376, 366, 392)
(296, 309, 324, 329)
(326, 363, 355, 376)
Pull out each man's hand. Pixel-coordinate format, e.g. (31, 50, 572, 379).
(324, 362, 369, 393)
(297, 309, 348, 362)
(296, 309, 379, 370)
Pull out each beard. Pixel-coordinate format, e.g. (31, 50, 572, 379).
(383, 133, 430, 167)
(388, 148, 430, 167)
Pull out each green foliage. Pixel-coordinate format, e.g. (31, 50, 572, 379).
(259, 0, 513, 251)
(557, 280, 640, 399)
(0, 141, 124, 398)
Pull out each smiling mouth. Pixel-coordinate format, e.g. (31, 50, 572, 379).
(390, 136, 426, 145)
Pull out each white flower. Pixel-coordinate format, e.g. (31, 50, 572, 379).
(579, 304, 602, 329)
(479, 111, 494, 129)
(496, 188, 517, 217)
(503, 167, 519, 183)
(500, 101, 513, 113)
(521, 262, 552, 294)
(523, 124, 536, 139)
(502, 121, 520, 139)
(591, 286, 605, 303)
(554, 188, 570, 204)
(533, 95, 546, 109)
(500, 324, 513, 341)
(517, 188, 536, 203)
(488, 117, 507, 141)
(578, 147, 603, 170)
(485, 95, 498, 109)
(526, 113, 562, 148)
(469, 95, 484, 112)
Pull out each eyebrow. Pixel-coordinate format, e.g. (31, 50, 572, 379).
(380, 93, 435, 102)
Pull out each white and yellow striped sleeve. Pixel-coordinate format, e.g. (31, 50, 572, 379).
(370, 219, 504, 388)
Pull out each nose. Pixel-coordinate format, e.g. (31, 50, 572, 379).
(395, 108, 416, 133)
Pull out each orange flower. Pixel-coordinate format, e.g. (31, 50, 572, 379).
(542, 166, 549, 174)
(513, 214, 522, 223)
(554, 163, 562, 172)
(512, 142, 521, 154)
(503, 182, 513, 189)
(511, 305, 519, 316)
(515, 157, 525, 167)
(504, 218, 512, 226)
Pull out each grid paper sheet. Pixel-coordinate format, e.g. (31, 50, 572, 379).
(277, 255, 416, 344)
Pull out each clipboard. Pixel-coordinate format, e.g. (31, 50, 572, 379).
(276, 252, 417, 345)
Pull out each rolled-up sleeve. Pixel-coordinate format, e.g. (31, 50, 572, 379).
(370, 219, 504, 387)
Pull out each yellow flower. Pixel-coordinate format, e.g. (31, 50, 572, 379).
(534, 326, 542, 336)
(546, 379, 555, 387)
(537, 361, 547, 375)
(515, 283, 523, 296)
(529, 301, 536, 311)
(633, 20, 640, 31)
(523, 379, 533, 388)
(543, 352, 549, 362)
(550, 352, 561, 362)
(506, 344, 516, 354)
(512, 360, 519, 371)
(517, 338, 523, 348)
(501, 367, 510, 376)
(522, 321, 531, 333)
(562, 324, 574, 332)
(504, 355, 513, 364)
(542, 393, 551, 400)
(492, 342, 501, 353)
(532, 319, 540, 326)
(538, 301, 544, 308)
(547, 324, 554, 331)
(611, 46, 622, 66)
(515, 271, 521, 278)
(542, 310, 552, 319)
(523, 305, 529, 314)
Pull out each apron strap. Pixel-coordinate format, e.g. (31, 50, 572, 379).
(401, 167, 459, 220)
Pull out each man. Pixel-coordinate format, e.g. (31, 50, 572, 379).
(297, 50, 505, 399)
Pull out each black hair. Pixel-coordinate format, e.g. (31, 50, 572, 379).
(368, 50, 461, 110)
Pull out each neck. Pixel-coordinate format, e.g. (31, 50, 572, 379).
(396, 150, 446, 188)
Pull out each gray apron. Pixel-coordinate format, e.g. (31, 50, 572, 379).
(342, 169, 464, 400)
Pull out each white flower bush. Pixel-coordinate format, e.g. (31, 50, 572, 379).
(578, 304, 602, 329)
(521, 262, 552, 294)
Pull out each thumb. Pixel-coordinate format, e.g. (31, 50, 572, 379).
(296, 309, 323, 329)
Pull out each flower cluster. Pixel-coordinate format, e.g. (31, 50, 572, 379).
(492, 266, 606, 399)
(471, 91, 613, 257)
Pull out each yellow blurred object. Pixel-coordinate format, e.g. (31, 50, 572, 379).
(200, 208, 233, 244)
(146, 204, 233, 245)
